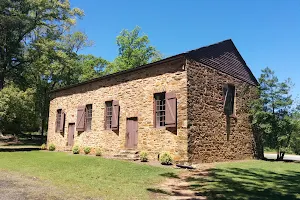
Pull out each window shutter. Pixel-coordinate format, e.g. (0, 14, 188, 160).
(76, 105, 86, 131)
(55, 111, 59, 132)
(153, 96, 156, 128)
(165, 92, 177, 127)
(111, 100, 120, 130)
(223, 85, 228, 109)
(59, 110, 65, 133)
(104, 103, 107, 129)
(224, 85, 235, 115)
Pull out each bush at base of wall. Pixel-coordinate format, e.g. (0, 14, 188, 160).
(160, 152, 173, 165)
(48, 144, 56, 151)
(95, 148, 102, 156)
(40, 144, 46, 150)
(84, 147, 91, 155)
(72, 145, 80, 154)
(140, 151, 148, 162)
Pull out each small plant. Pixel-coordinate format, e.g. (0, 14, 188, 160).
(72, 145, 80, 154)
(159, 152, 173, 165)
(84, 147, 91, 155)
(140, 151, 148, 162)
(49, 143, 56, 151)
(40, 143, 47, 150)
(95, 148, 102, 156)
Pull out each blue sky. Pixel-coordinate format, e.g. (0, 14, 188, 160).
(71, 0, 300, 98)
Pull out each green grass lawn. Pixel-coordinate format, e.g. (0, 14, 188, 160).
(188, 160, 300, 200)
(0, 151, 177, 199)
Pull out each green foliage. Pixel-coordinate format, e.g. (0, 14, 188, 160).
(95, 148, 102, 156)
(84, 147, 91, 155)
(105, 26, 162, 74)
(72, 145, 80, 154)
(251, 67, 300, 159)
(0, 0, 84, 88)
(49, 144, 56, 151)
(0, 85, 39, 134)
(140, 151, 148, 162)
(40, 144, 47, 150)
(76, 55, 108, 82)
(159, 152, 173, 165)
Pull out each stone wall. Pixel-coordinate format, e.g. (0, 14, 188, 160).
(187, 59, 258, 163)
(47, 58, 188, 161)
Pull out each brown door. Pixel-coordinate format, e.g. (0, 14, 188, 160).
(68, 123, 75, 146)
(126, 118, 138, 149)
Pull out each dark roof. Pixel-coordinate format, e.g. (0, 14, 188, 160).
(186, 39, 258, 85)
(52, 39, 257, 93)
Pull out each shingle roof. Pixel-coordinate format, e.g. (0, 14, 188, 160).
(186, 39, 258, 85)
(52, 39, 257, 93)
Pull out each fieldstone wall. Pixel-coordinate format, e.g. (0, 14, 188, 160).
(47, 58, 188, 161)
(187, 59, 258, 163)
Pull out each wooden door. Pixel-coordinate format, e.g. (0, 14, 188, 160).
(126, 118, 138, 149)
(68, 123, 75, 146)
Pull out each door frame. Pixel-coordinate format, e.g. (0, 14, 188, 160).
(125, 117, 138, 149)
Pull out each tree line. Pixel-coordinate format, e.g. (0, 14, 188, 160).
(0, 0, 299, 159)
(0, 0, 161, 137)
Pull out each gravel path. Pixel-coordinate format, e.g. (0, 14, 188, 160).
(0, 170, 102, 200)
(264, 153, 300, 161)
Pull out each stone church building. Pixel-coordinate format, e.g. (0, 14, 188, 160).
(47, 39, 260, 163)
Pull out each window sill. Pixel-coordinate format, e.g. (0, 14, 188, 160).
(154, 126, 166, 129)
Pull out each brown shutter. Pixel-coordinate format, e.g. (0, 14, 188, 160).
(76, 105, 86, 131)
(55, 111, 59, 132)
(111, 100, 120, 130)
(59, 110, 65, 133)
(104, 103, 107, 129)
(153, 96, 156, 128)
(223, 85, 228, 110)
(165, 92, 177, 127)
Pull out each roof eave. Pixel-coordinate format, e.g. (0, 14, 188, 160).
(50, 54, 186, 93)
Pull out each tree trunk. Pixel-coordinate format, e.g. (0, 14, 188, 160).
(0, 74, 4, 90)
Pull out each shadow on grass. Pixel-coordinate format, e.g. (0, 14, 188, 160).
(147, 188, 172, 195)
(148, 165, 300, 200)
(160, 172, 180, 179)
(189, 167, 300, 200)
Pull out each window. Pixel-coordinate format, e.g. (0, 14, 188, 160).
(56, 109, 62, 132)
(85, 104, 92, 131)
(223, 84, 235, 116)
(154, 93, 166, 127)
(105, 101, 113, 129)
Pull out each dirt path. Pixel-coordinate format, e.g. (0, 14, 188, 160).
(0, 170, 101, 200)
(150, 164, 214, 200)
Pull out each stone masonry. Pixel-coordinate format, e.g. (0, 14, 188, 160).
(187, 59, 257, 163)
(47, 58, 189, 161)
(47, 39, 260, 163)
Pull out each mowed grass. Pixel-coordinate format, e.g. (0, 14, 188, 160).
(187, 160, 300, 200)
(0, 151, 177, 199)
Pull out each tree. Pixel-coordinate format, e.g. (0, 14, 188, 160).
(105, 26, 162, 74)
(0, 0, 83, 89)
(0, 85, 38, 135)
(24, 31, 94, 137)
(76, 54, 108, 82)
(251, 67, 299, 160)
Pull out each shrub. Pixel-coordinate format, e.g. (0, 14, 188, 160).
(95, 148, 102, 156)
(72, 145, 80, 154)
(84, 147, 91, 155)
(140, 151, 148, 162)
(159, 152, 173, 165)
(40, 143, 47, 150)
(49, 143, 56, 151)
